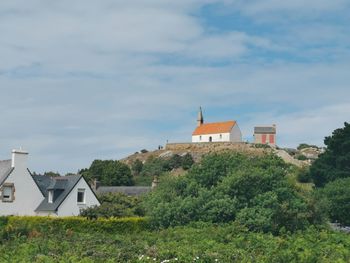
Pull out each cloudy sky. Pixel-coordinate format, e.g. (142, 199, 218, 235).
(0, 0, 349, 173)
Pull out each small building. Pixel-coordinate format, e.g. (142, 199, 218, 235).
(0, 149, 100, 217)
(254, 125, 277, 146)
(192, 107, 242, 143)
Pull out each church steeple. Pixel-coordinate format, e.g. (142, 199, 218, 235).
(197, 107, 204, 127)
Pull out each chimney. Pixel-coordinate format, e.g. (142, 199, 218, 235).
(90, 179, 100, 192)
(11, 149, 29, 169)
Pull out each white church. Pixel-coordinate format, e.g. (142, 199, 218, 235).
(192, 107, 242, 143)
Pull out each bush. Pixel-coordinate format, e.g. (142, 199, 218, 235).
(297, 167, 312, 183)
(80, 193, 145, 219)
(296, 154, 307, 161)
(310, 122, 350, 187)
(319, 178, 350, 225)
(143, 152, 324, 233)
(2, 216, 149, 238)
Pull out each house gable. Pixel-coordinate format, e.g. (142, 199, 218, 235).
(0, 151, 44, 216)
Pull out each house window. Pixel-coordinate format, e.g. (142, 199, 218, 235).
(77, 189, 85, 204)
(48, 190, 54, 203)
(1, 183, 15, 202)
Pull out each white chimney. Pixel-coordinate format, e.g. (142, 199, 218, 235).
(11, 149, 29, 168)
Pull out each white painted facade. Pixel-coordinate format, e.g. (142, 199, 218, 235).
(0, 149, 100, 217)
(0, 151, 44, 216)
(39, 178, 100, 217)
(192, 124, 242, 143)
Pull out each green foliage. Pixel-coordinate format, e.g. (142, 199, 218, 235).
(181, 153, 194, 170)
(1, 222, 350, 262)
(143, 152, 323, 233)
(310, 122, 350, 187)
(253, 143, 271, 149)
(297, 143, 319, 150)
(141, 154, 195, 176)
(80, 160, 133, 186)
(296, 154, 307, 161)
(297, 167, 312, 183)
(319, 178, 350, 225)
(80, 193, 145, 219)
(131, 159, 143, 176)
(1, 216, 148, 239)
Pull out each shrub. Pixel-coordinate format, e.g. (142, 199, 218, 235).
(143, 152, 324, 233)
(80, 193, 145, 219)
(310, 122, 350, 187)
(319, 178, 350, 225)
(2, 216, 149, 238)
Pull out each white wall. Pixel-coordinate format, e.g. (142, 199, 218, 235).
(192, 124, 242, 143)
(0, 151, 44, 216)
(192, 132, 231, 143)
(56, 178, 100, 217)
(230, 124, 242, 142)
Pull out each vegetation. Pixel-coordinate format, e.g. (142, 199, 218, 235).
(318, 178, 350, 225)
(80, 193, 145, 219)
(310, 122, 350, 187)
(1, 218, 350, 262)
(297, 143, 319, 150)
(134, 154, 194, 186)
(80, 160, 134, 186)
(1, 124, 349, 262)
(143, 153, 324, 233)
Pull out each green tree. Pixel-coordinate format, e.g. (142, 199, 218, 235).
(181, 153, 194, 170)
(143, 152, 323, 232)
(81, 160, 133, 186)
(131, 159, 143, 176)
(319, 178, 350, 225)
(310, 122, 350, 187)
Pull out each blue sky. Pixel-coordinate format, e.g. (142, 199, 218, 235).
(0, 0, 349, 173)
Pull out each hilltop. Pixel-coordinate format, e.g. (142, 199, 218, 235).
(121, 142, 314, 168)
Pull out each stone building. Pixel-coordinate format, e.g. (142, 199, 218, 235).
(254, 125, 277, 146)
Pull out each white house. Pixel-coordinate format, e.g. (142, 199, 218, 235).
(0, 149, 100, 217)
(192, 107, 242, 143)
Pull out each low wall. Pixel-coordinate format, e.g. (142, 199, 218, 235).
(165, 142, 271, 156)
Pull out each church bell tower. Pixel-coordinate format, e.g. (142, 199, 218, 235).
(197, 107, 204, 127)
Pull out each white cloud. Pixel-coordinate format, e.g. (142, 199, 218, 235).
(0, 1, 349, 173)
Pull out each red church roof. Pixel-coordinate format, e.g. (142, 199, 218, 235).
(192, 121, 237, 136)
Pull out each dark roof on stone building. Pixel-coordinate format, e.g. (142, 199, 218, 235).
(34, 175, 82, 212)
(254, 126, 276, 134)
(0, 160, 13, 186)
(96, 186, 151, 196)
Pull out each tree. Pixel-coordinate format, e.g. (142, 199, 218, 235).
(143, 152, 323, 233)
(131, 159, 143, 176)
(80, 160, 133, 186)
(319, 178, 350, 225)
(181, 153, 194, 170)
(310, 122, 350, 187)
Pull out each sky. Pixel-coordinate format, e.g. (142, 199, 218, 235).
(0, 0, 349, 174)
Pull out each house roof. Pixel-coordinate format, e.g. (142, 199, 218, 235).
(96, 186, 151, 196)
(192, 121, 237, 136)
(254, 126, 276, 134)
(34, 175, 82, 212)
(0, 160, 13, 186)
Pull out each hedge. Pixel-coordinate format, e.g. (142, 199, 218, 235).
(1, 216, 149, 237)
